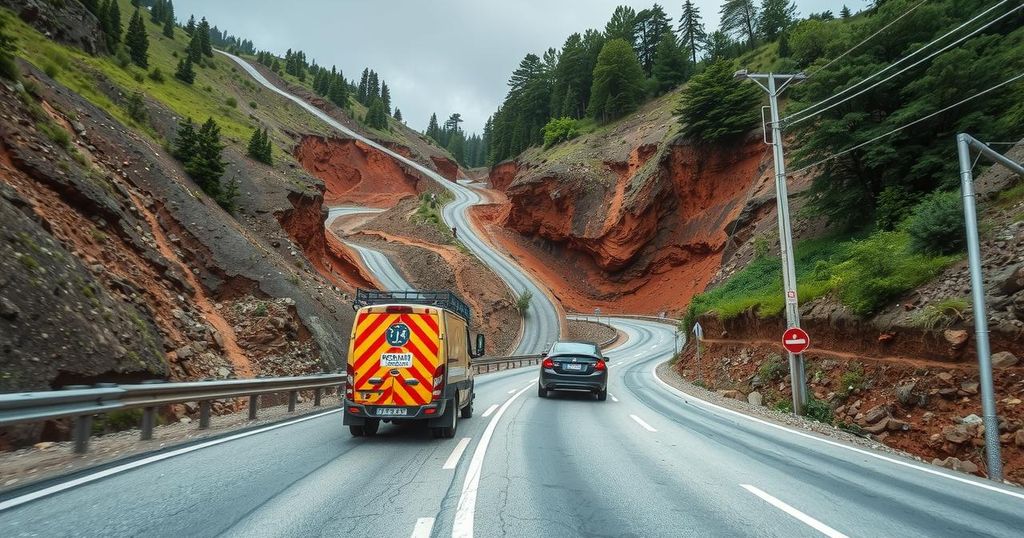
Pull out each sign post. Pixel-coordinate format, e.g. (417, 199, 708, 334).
(692, 322, 704, 383)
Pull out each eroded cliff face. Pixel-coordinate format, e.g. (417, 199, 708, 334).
(491, 133, 771, 314)
(430, 156, 460, 181)
(294, 136, 425, 207)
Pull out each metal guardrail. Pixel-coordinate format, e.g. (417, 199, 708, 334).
(472, 355, 543, 374)
(0, 374, 344, 454)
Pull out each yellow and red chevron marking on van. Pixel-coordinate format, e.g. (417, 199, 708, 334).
(351, 311, 441, 406)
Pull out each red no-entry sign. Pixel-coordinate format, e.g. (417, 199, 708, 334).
(782, 327, 810, 354)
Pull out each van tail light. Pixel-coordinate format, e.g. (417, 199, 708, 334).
(345, 364, 354, 400)
(594, 360, 606, 372)
(432, 364, 446, 400)
(386, 305, 413, 313)
(542, 358, 554, 369)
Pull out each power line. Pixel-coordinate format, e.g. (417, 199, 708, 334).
(784, 0, 1019, 126)
(788, 71, 1024, 176)
(804, 0, 929, 80)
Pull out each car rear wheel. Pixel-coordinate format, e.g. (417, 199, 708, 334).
(596, 388, 607, 401)
(537, 385, 547, 398)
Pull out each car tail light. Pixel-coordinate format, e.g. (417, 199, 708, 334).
(348, 406, 359, 414)
(594, 360, 606, 371)
(386, 305, 413, 313)
(542, 358, 554, 369)
(345, 364, 354, 400)
(432, 364, 446, 400)
(424, 408, 437, 415)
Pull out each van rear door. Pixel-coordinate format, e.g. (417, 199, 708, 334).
(350, 306, 441, 407)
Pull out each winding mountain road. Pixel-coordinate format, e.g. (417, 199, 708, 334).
(325, 206, 411, 291)
(4, 319, 1022, 537)
(220, 52, 559, 355)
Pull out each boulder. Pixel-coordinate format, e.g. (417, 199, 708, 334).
(747, 391, 763, 406)
(961, 414, 983, 426)
(717, 389, 744, 400)
(996, 264, 1024, 296)
(862, 418, 890, 434)
(863, 404, 889, 425)
(937, 372, 953, 383)
(1016, 429, 1024, 448)
(959, 381, 979, 395)
(943, 329, 969, 349)
(886, 419, 911, 432)
(943, 425, 971, 444)
(933, 457, 979, 474)
(895, 381, 917, 406)
(991, 351, 1018, 368)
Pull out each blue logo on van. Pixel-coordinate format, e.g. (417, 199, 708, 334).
(385, 323, 411, 346)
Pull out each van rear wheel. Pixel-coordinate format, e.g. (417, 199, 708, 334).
(433, 398, 459, 439)
(349, 425, 365, 437)
(460, 398, 473, 419)
(363, 419, 380, 435)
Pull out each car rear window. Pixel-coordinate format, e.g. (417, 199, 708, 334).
(550, 342, 599, 357)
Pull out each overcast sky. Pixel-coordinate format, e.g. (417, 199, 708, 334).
(175, 1, 870, 134)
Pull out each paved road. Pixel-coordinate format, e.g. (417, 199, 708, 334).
(219, 51, 559, 355)
(4, 318, 1022, 536)
(324, 206, 411, 291)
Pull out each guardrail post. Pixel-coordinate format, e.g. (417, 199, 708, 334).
(288, 391, 297, 413)
(141, 407, 156, 440)
(199, 401, 211, 429)
(314, 388, 323, 407)
(73, 415, 92, 454)
(248, 395, 258, 420)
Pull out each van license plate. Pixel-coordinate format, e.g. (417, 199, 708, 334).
(564, 363, 584, 371)
(381, 353, 413, 368)
(376, 408, 408, 417)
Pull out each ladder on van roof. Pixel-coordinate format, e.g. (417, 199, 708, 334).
(354, 289, 472, 321)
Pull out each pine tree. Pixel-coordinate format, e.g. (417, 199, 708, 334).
(720, 0, 758, 47)
(705, 31, 735, 62)
(840, 5, 851, 18)
(125, 9, 149, 68)
(651, 31, 691, 93)
(676, 60, 760, 143)
(82, 0, 99, 16)
(758, 0, 796, 41)
(604, 6, 638, 49)
(187, 31, 202, 63)
(173, 117, 197, 159)
(380, 82, 391, 114)
(150, 0, 164, 23)
(678, 0, 706, 64)
(636, 4, 672, 76)
(260, 129, 273, 164)
(587, 38, 645, 122)
(328, 72, 348, 107)
(368, 70, 380, 102)
(426, 113, 440, 142)
(100, 0, 123, 51)
(366, 98, 388, 129)
(247, 126, 272, 164)
(184, 14, 195, 36)
(174, 57, 194, 83)
(357, 68, 369, 104)
(394, 108, 402, 121)
(163, 12, 174, 39)
(186, 117, 226, 196)
(197, 17, 212, 56)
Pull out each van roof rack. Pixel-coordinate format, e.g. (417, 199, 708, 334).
(354, 289, 471, 321)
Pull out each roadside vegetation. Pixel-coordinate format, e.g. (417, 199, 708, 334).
(516, 290, 533, 315)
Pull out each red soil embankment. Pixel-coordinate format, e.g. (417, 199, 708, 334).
(481, 135, 771, 315)
(294, 136, 425, 208)
(275, 190, 376, 292)
(430, 156, 460, 181)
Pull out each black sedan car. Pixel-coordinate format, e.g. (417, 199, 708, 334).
(537, 340, 608, 400)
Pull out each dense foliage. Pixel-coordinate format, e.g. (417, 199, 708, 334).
(246, 127, 273, 165)
(173, 117, 236, 211)
(676, 60, 760, 143)
(0, 16, 17, 80)
(789, 0, 1024, 227)
(542, 117, 581, 148)
(125, 9, 148, 68)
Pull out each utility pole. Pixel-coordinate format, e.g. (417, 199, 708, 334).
(956, 133, 1024, 482)
(735, 70, 808, 415)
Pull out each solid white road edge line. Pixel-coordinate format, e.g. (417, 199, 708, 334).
(649, 361, 1024, 501)
(451, 383, 533, 538)
(629, 414, 658, 432)
(0, 408, 342, 512)
(410, 517, 436, 538)
(443, 438, 472, 470)
(742, 484, 848, 538)
(481, 404, 499, 418)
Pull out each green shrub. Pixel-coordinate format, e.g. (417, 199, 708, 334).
(248, 101, 257, 109)
(804, 396, 833, 424)
(115, 48, 131, 69)
(125, 91, 147, 123)
(756, 354, 786, 383)
(875, 185, 918, 231)
(830, 231, 953, 316)
(37, 121, 70, 148)
(43, 61, 59, 78)
(912, 297, 969, 331)
(838, 363, 865, 396)
(542, 117, 580, 148)
(516, 290, 533, 314)
(676, 60, 761, 144)
(225, 97, 237, 108)
(93, 409, 143, 434)
(0, 16, 18, 80)
(148, 67, 165, 83)
(905, 190, 964, 255)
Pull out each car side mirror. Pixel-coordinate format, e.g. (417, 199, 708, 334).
(474, 333, 486, 358)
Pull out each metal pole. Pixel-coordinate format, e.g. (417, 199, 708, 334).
(765, 73, 807, 415)
(141, 407, 156, 440)
(696, 338, 702, 384)
(956, 133, 1003, 481)
(288, 390, 298, 413)
(199, 401, 211, 429)
(248, 395, 258, 420)
(314, 388, 323, 407)
(73, 415, 92, 454)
